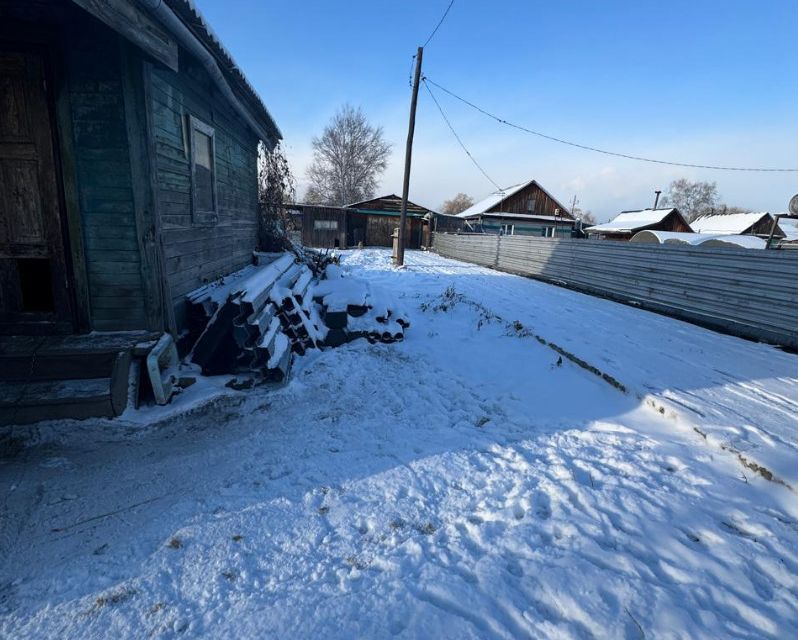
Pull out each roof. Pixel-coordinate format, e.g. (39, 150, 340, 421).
(690, 212, 773, 235)
(587, 208, 680, 234)
(456, 179, 570, 218)
(478, 212, 575, 224)
(163, 0, 281, 142)
(630, 230, 766, 249)
(345, 194, 434, 214)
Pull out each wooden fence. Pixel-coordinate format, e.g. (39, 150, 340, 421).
(433, 233, 798, 350)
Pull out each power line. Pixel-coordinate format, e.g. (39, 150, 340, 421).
(423, 79, 502, 191)
(423, 0, 455, 48)
(424, 77, 798, 173)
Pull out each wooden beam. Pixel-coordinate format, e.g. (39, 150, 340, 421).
(71, 0, 178, 72)
(120, 40, 169, 333)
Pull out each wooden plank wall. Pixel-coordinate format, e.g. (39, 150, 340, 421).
(65, 19, 147, 331)
(150, 56, 259, 329)
(300, 206, 347, 248)
(365, 216, 422, 248)
(493, 183, 570, 217)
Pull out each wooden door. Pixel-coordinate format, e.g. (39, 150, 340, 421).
(0, 51, 72, 333)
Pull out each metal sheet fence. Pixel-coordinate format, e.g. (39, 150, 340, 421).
(433, 233, 798, 349)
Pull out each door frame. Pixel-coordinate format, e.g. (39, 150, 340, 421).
(0, 28, 91, 334)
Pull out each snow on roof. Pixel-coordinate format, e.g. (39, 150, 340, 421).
(480, 212, 575, 223)
(699, 235, 767, 249)
(586, 208, 677, 234)
(690, 212, 771, 235)
(630, 230, 766, 249)
(456, 182, 529, 218)
(630, 231, 713, 245)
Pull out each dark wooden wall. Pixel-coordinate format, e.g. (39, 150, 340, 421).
(489, 182, 572, 218)
(64, 14, 148, 331)
(653, 212, 692, 234)
(365, 215, 422, 248)
(300, 206, 347, 248)
(150, 52, 260, 329)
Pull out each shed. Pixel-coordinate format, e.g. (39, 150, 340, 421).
(586, 208, 691, 241)
(345, 194, 433, 248)
(691, 212, 785, 241)
(0, 0, 280, 421)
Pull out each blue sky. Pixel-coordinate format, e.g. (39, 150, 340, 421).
(194, 0, 798, 219)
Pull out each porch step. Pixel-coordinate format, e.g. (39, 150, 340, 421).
(0, 333, 148, 425)
(0, 377, 125, 424)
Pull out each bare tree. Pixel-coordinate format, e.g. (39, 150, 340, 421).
(258, 142, 296, 251)
(714, 204, 752, 216)
(305, 104, 391, 205)
(661, 179, 719, 222)
(572, 206, 596, 225)
(440, 193, 474, 215)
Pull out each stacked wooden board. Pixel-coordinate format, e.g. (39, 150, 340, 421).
(185, 253, 410, 383)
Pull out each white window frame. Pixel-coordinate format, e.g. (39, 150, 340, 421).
(314, 219, 339, 231)
(188, 115, 218, 225)
(500, 223, 514, 235)
(542, 226, 555, 237)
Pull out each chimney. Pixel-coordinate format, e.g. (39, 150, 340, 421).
(653, 190, 661, 210)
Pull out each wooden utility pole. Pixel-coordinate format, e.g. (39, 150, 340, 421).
(397, 46, 423, 266)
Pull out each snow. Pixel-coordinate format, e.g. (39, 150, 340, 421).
(778, 217, 798, 241)
(630, 230, 767, 248)
(699, 235, 767, 249)
(587, 208, 677, 233)
(691, 212, 773, 235)
(457, 182, 531, 217)
(2, 249, 798, 639)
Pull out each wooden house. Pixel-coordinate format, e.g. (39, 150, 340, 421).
(691, 212, 785, 242)
(586, 208, 691, 241)
(294, 194, 435, 249)
(456, 179, 575, 237)
(0, 0, 280, 421)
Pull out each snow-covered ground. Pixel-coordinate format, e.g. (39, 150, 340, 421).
(2, 249, 797, 639)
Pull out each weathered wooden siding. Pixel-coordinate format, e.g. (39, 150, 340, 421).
(300, 206, 347, 248)
(65, 18, 146, 331)
(150, 54, 259, 328)
(490, 183, 571, 217)
(365, 215, 422, 248)
(434, 233, 798, 350)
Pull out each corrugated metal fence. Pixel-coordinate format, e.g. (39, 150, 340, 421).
(433, 233, 798, 349)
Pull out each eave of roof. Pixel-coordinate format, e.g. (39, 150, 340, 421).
(164, 0, 281, 142)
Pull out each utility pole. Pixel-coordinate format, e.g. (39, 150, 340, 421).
(397, 46, 423, 266)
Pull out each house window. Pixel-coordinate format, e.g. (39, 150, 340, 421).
(500, 224, 514, 235)
(314, 219, 339, 231)
(188, 115, 217, 224)
(542, 226, 555, 237)
(526, 197, 536, 213)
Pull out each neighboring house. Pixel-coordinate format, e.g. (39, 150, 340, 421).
(586, 208, 691, 241)
(293, 194, 436, 249)
(690, 212, 785, 242)
(0, 0, 280, 421)
(456, 179, 575, 238)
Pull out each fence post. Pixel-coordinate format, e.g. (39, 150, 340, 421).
(495, 235, 501, 268)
